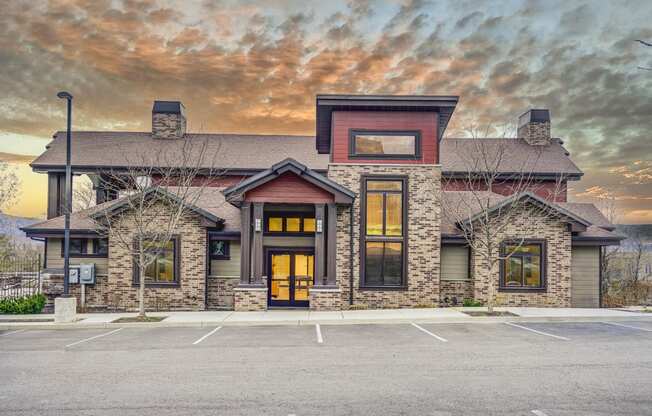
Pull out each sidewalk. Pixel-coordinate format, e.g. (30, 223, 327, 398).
(1, 307, 650, 330)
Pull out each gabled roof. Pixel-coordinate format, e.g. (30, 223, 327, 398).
(22, 187, 241, 236)
(441, 190, 624, 245)
(316, 94, 459, 154)
(89, 187, 223, 226)
(223, 158, 355, 205)
(440, 138, 583, 179)
(30, 132, 329, 173)
(458, 191, 591, 230)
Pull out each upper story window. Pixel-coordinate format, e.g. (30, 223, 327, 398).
(265, 213, 316, 235)
(349, 129, 421, 159)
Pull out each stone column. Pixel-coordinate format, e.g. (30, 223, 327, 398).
(239, 202, 251, 285)
(251, 202, 264, 285)
(314, 203, 326, 286)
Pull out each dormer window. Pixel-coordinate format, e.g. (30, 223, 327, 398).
(349, 129, 421, 159)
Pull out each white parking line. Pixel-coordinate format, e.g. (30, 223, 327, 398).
(0, 329, 26, 337)
(315, 324, 324, 344)
(602, 321, 652, 332)
(531, 410, 550, 416)
(65, 328, 123, 348)
(193, 326, 222, 345)
(504, 322, 569, 341)
(410, 322, 448, 342)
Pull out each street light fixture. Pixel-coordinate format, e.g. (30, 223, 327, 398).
(57, 91, 73, 296)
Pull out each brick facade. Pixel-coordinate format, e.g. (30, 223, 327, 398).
(472, 209, 572, 307)
(233, 287, 268, 311)
(440, 280, 474, 306)
(328, 164, 441, 309)
(206, 276, 238, 310)
(309, 288, 342, 311)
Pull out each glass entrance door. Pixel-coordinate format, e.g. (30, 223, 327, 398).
(268, 251, 314, 307)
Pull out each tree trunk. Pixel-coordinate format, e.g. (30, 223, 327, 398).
(487, 261, 497, 314)
(138, 249, 146, 318)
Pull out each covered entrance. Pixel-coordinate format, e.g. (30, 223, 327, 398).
(268, 250, 314, 307)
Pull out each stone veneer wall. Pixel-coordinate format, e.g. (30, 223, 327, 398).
(101, 203, 207, 311)
(233, 287, 267, 311)
(440, 280, 474, 306)
(152, 112, 186, 139)
(328, 164, 441, 309)
(206, 276, 238, 310)
(309, 288, 342, 311)
(472, 209, 572, 307)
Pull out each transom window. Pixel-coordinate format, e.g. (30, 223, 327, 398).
(134, 237, 179, 286)
(500, 241, 546, 290)
(361, 178, 406, 288)
(266, 214, 316, 234)
(349, 130, 420, 159)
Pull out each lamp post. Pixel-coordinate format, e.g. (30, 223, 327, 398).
(57, 91, 73, 296)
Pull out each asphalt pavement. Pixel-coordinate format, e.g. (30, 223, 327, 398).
(1, 320, 651, 415)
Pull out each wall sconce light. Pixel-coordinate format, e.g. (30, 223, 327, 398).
(316, 219, 323, 233)
(255, 218, 262, 232)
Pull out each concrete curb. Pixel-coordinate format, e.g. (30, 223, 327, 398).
(2, 315, 651, 330)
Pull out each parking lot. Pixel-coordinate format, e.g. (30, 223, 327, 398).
(1, 320, 651, 415)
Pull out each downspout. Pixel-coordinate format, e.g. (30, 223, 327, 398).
(349, 203, 354, 306)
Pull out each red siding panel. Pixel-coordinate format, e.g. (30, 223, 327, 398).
(244, 172, 334, 203)
(331, 111, 439, 164)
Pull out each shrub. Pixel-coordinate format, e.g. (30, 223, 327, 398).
(0, 293, 47, 314)
(462, 298, 483, 307)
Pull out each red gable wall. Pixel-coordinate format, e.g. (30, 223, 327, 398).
(331, 111, 439, 164)
(244, 171, 334, 203)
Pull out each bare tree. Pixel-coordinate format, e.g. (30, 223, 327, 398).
(635, 39, 652, 71)
(0, 161, 20, 215)
(73, 175, 97, 212)
(597, 191, 621, 291)
(441, 128, 568, 313)
(91, 139, 224, 318)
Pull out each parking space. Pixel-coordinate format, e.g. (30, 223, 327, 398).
(0, 321, 650, 352)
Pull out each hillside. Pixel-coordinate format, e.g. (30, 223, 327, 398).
(0, 213, 43, 246)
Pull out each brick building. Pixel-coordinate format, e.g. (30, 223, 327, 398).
(23, 95, 622, 311)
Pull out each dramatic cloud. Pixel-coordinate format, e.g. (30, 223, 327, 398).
(1, 0, 651, 222)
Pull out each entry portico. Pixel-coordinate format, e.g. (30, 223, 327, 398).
(223, 158, 354, 310)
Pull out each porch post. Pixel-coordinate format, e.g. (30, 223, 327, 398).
(239, 202, 251, 284)
(326, 203, 337, 286)
(251, 202, 264, 285)
(314, 203, 326, 286)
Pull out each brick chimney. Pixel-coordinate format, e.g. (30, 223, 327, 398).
(518, 109, 551, 146)
(152, 101, 186, 139)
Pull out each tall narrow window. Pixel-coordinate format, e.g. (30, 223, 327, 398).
(361, 177, 406, 288)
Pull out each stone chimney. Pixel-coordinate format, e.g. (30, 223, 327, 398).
(152, 101, 186, 139)
(518, 109, 551, 145)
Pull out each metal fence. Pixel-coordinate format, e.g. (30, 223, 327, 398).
(0, 255, 42, 300)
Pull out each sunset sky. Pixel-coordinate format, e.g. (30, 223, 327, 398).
(1, 0, 651, 223)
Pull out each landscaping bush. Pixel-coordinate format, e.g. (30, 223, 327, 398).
(462, 298, 483, 307)
(0, 293, 47, 314)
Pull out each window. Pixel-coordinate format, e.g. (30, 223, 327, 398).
(62, 238, 87, 256)
(500, 241, 546, 290)
(349, 130, 420, 159)
(209, 239, 230, 260)
(93, 239, 109, 256)
(361, 177, 406, 288)
(265, 214, 316, 234)
(134, 237, 180, 286)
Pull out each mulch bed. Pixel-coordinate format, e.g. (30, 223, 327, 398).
(111, 316, 167, 323)
(463, 311, 518, 317)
